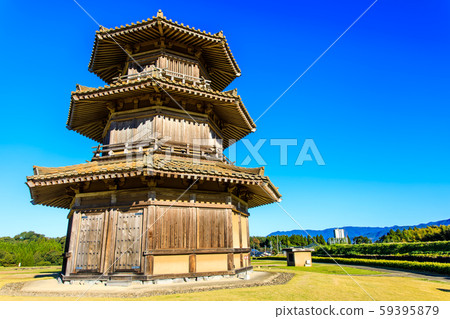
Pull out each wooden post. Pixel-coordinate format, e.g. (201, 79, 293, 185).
(189, 254, 196, 273)
(227, 253, 233, 270)
(227, 208, 233, 248)
(99, 209, 109, 274)
(140, 207, 148, 274)
(103, 209, 118, 274)
(238, 213, 242, 249)
(146, 255, 154, 275)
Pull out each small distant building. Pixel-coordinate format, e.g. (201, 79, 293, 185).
(283, 248, 314, 267)
(327, 228, 349, 245)
(334, 228, 345, 239)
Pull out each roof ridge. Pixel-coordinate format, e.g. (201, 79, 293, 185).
(99, 11, 224, 41)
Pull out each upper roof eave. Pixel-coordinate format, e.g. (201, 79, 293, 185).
(87, 12, 241, 89)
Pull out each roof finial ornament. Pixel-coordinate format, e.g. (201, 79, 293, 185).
(157, 9, 164, 18)
(216, 30, 224, 38)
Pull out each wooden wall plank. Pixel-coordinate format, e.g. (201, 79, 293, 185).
(239, 213, 242, 249)
(65, 212, 81, 275)
(226, 209, 233, 248)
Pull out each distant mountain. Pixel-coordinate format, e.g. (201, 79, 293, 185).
(267, 219, 450, 242)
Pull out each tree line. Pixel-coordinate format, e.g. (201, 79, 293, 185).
(0, 231, 65, 267)
(250, 234, 327, 254)
(250, 225, 450, 253)
(377, 225, 450, 243)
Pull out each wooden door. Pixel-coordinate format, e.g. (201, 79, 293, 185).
(75, 213, 105, 272)
(114, 210, 143, 272)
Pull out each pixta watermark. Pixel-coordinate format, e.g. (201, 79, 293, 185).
(114, 130, 325, 167)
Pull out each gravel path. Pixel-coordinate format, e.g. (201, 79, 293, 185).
(0, 271, 294, 299)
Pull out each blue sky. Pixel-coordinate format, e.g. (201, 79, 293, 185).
(0, 0, 449, 237)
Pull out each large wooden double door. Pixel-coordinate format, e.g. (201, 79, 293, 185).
(72, 209, 144, 274)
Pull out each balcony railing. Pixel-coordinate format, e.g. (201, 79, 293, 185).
(91, 139, 232, 164)
(112, 66, 211, 89)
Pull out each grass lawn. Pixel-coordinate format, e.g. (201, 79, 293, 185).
(0, 263, 449, 301)
(252, 259, 386, 275)
(0, 266, 60, 290)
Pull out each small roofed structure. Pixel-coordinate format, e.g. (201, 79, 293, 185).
(283, 248, 314, 267)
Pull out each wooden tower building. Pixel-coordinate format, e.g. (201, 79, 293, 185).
(26, 11, 281, 283)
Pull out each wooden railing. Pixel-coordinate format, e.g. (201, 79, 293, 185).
(91, 140, 231, 163)
(112, 66, 211, 89)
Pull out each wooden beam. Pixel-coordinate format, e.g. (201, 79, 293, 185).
(143, 248, 250, 255)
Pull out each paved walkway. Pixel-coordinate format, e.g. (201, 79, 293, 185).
(316, 262, 450, 283)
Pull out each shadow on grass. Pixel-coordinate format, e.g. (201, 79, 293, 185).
(34, 272, 60, 279)
(436, 288, 450, 293)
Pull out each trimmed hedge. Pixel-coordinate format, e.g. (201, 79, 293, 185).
(313, 241, 450, 256)
(313, 257, 450, 275)
(327, 254, 450, 263)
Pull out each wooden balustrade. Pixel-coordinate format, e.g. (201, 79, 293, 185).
(112, 66, 211, 89)
(91, 140, 228, 162)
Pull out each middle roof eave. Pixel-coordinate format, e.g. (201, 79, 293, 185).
(67, 77, 256, 146)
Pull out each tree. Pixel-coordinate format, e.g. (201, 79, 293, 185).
(14, 231, 45, 241)
(0, 232, 65, 266)
(250, 237, 261, 250)
(318, 234, 327, 245)
(352, 236, 372, 244)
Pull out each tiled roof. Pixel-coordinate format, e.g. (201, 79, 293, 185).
(26, 155, 281, 209)
(28, 155, 266, 183)
(89, 10, 240, 91)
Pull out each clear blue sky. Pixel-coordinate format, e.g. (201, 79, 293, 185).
(0, 0, 449, 237)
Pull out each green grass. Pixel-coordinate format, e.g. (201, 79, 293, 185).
(252, 259, 385, 275)
(0, 266, 60, 290)
(146, 265, 450, 301)
(0, 264, 449, 301)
